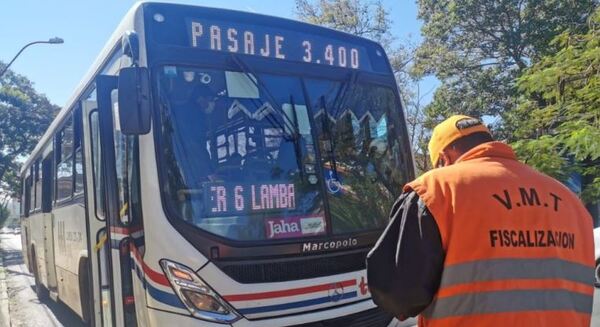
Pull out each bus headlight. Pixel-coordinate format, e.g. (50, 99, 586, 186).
(160, 259, 240, 323)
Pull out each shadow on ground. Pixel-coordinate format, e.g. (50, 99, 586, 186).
(1, 249, 24, 266)
(2, 243, 85, 327)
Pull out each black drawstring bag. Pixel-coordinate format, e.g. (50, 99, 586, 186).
(366, 192, 414, 318)
(367, 192, 416, 319)
(366, 190, 444, 320)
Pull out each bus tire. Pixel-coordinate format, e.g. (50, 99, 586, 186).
(27, 245, 34, 273)
(31, 249, 48, 301)
(79, 259, 93, 325)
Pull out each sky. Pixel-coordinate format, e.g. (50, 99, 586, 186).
(0, 0, 437, 107)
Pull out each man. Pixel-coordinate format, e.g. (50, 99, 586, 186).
(174, 83, 220, 181)
(170, 83, 222, 222)
(367, 115, 594, 326)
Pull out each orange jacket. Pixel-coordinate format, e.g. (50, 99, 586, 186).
(405, 142, 594, 326)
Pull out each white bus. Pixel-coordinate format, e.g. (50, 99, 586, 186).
(19, 2, 414, 326)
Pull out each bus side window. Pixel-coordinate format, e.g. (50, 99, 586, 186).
(112, 95, 143, 228)
(56, 117, 74, 202)
(23, 174, 32, 217)
(20, 178, 26, 217)
(28, 166, 35, 215)
(90, 110, 105, 219)
(74, 108, 84, 195)
(42, 149, 54, 213)
(113, 120, 132, 225)
(34, 159, 43, 211)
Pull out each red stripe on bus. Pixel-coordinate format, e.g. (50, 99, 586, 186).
(124, 296, 135, 305)
(129, 244, 170, 287)
(223, 279, 357, 301)
(110, 226, 143, 236)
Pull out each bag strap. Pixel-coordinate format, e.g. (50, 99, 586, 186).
(395, 191, 417, 266)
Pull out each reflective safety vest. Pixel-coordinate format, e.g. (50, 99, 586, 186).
(405, 142, 594, 327)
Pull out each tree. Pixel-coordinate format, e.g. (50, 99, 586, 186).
(404, 82, 434, 173)
(295, 0, 392, 46)
(510, 9, 600, 203)
(0, 62, 59, 197)
(295, 0, 429, 173)
(413, 0, 597, 136)
(295, 0, 412, 75)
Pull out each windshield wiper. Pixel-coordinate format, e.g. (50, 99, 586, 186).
(320, 72, 359, 181)
(289, 95, 304, 178)
(330, 70, 359, 121)
(229, 54, 299, 141)
(320, 95, 339, 181)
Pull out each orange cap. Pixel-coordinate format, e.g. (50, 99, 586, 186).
(428, 115, 491, 166)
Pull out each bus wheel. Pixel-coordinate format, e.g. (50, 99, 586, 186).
(27, 246, 33, 273)
(79, 259, 93, 325)
(32, 250, 48, 301)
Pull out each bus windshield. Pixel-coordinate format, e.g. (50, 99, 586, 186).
(156, 66, 407, 242)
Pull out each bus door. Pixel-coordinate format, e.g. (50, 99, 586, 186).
(94, 74, 140, 327)
(83, 80, 116, 327)
(41, 147, 58, 294)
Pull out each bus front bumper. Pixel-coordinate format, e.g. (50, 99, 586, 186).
(147, 298, 388, 326)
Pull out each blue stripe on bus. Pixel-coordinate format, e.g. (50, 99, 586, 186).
(237, 291, 358, 315)
(130, 253, 357, 315)
(130, 257, 187, 310)
(146, 282, 187, 309)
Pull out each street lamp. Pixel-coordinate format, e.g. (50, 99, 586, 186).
(0, 37, 64, 78)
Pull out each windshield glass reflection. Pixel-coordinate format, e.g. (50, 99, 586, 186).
(157, 67, 324, 241)
(156, 66, 408, 241)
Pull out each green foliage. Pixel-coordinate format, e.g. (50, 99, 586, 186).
(294, 0, 415, 76)
(511, 8, 600, 203)
(295, 0, 392, 46)
(414, 0, 597, 135)
(511, 136, 569, 180)
(295, 0, 430, 173)
(0, 62, 59, 197)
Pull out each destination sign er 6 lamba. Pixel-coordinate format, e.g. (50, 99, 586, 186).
(206, 182, 296, 215)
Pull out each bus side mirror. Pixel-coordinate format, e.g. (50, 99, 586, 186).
(117, 67, 151, 135)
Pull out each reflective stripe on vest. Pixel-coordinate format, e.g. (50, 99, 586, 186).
(439, 258, 594, 287)
(423, 289, 593, 319)
(423, 257, 595, 319)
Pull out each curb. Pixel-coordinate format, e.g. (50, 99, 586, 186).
(0, 238, 10, 327)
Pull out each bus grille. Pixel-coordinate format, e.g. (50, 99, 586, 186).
(292, 307, 393, 327)
(217, 249, 368, 284)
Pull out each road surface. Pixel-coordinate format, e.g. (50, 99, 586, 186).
(0, 232, 84, 327)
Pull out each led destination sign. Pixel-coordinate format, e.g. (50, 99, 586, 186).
(187, 19, 373, 71)
(206, 182, 296, 216)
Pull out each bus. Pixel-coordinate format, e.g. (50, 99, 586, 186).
(19, 2, 414, 326)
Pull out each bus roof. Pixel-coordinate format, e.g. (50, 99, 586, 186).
(144, 1, 385, 47)
(21, 1, 389, 175)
